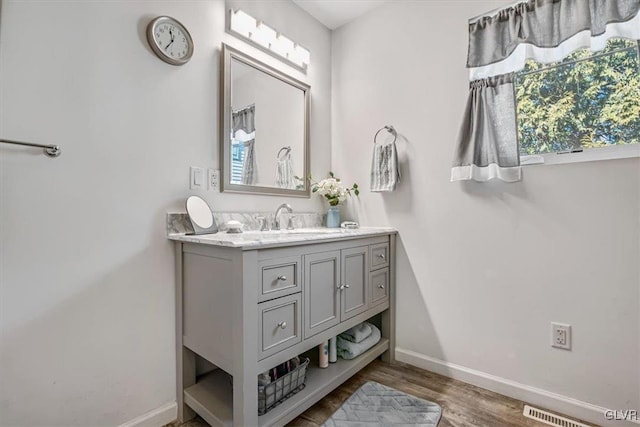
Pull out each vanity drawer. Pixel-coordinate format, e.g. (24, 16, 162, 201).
(258, 293, 302, 359)
(259, 256, 301, 302)
(370, 268, 389, 306)
(370, 243, 389, 270)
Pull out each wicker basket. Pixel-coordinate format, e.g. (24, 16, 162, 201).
(258, 357, 310, 415)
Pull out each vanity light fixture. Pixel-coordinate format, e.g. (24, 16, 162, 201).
(228, 9, 311, 72)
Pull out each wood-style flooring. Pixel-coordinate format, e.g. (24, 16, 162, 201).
(172, 360, 596, 427)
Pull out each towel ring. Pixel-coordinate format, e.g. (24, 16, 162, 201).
(277, 146, 292, 159)
(373, 125, 397, 145)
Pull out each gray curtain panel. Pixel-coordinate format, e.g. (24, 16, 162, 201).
(452, 74, 521, 182)
(232, 105, 255, 134)
(241, 139, 256, 185)
(468, 0, 640, 68)
(232, 105, 256, 185)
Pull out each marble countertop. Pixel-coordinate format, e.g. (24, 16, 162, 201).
(168, 227, 397, 249)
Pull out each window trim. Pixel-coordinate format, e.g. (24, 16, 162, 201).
(521, 143, 640, 166)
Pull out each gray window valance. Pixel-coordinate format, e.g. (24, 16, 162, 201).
(468, 0, 640, 69)
(232, 105, 255, 135)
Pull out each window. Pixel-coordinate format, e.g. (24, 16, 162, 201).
(515, 39, 640, 162)
(230, 140, 245, 184)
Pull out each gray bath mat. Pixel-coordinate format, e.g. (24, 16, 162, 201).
(322, 381, 442, 426)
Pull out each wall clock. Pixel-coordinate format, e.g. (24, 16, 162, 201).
(146, 16, 194, 65)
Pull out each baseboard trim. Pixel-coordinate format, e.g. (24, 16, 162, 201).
(119, 401, 177, 427)
(395, 348, 637, 427)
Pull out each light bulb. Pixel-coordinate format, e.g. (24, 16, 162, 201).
(230, 9, 256, 38)
(272, 34, 295, 57)
(252, 21, 277, 48)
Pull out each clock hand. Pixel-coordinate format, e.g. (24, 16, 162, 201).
(165, 28, 175, 50)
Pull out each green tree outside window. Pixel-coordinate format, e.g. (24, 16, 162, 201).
(515, 39, 640, 155)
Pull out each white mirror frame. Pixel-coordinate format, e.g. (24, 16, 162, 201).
(220, 43, 311, 198)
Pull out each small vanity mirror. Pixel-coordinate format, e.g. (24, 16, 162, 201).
(185, 196, 219, 235)
(221, 44, 310, 197)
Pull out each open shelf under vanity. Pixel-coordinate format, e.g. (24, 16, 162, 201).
(184, 338, 390, 427)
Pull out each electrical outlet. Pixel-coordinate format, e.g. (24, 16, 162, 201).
(208, 168, 219, 192)
(551, 322, 571, 350)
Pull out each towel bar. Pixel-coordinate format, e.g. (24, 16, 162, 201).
(373, 125, 397, 145)
(0, 139, 61, 157)
(277, 146, 292, 159)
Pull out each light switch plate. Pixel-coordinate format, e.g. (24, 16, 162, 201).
(190, 166, 204, 190)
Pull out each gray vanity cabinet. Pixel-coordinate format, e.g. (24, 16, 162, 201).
(173, 231, 396, 427)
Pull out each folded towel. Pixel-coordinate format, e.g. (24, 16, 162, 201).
(370, 142, 400, 192)
(337, 323, 381, 360)
(340, 322, 372, 344)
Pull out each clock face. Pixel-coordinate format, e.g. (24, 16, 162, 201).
(147, 17, 194, 65)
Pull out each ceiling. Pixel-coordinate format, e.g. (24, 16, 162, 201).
(292, 0, 389, 30)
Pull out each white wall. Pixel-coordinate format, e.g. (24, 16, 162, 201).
(2, 0, 638, 425)
(0, 0, 330, 425)
(331, 0, 639, 424)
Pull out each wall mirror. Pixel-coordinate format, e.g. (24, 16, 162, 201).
(221, 43, 310, 197)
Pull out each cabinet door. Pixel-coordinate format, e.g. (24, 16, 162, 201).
(304, 250, 341, 338)
(341, 246, 369, 321)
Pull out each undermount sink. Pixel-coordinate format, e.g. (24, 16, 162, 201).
(241, 228, 344, 237)
(255, 228, 342, 234)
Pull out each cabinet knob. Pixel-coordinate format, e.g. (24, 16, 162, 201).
(378, 284, 385, 289)
(337, 284, 345, 290)
(277, 275, 287, 281)
(344, 284, 350, 289)
(377, 253, 386, 259)
(277, 321, 287, 330)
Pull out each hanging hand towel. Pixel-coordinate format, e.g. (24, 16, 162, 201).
(370, 142, 400, 192)
(275, 150, 296, 189)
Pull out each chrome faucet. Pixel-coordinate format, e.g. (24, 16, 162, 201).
(273, 203, 294, 230)
(256, 215, 270, 231)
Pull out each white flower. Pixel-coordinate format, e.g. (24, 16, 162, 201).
(311, 174, 358, 206)
(316, 178, 344, 198)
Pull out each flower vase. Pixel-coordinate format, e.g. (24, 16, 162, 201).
(326, 206, 340, 228)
